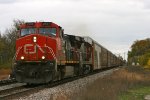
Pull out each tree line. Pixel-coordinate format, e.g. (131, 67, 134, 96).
(1, 20, 149, 68)
(0, 20, 24, 68)
(128, 38, 150, 68)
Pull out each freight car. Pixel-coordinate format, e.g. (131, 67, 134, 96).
(11, 22, 123, 84)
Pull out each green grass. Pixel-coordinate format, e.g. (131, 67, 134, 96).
(119, 86, 150, 100)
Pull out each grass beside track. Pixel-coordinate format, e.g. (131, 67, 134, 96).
(72, 66, 150, 100)
(119, 86, 150, 100)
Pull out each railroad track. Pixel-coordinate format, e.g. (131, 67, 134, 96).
(0, 77, 80, 100)
(0, 84, 27, 99)
(0, 79, 17, 87)
(0, 66, 120, 100)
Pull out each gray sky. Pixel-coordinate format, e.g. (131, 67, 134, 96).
(0, 0, 150, 59)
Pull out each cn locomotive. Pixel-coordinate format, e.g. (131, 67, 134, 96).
(12, 22, 123, 84)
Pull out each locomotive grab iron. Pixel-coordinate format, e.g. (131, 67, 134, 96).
(12, 22, 123, 84)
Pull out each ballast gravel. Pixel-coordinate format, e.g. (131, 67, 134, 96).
(16, 68, 119, 100)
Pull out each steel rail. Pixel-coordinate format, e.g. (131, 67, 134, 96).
(0, 79, 17, 87)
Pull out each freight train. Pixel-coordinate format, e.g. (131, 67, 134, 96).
(11, 22, 123, 84)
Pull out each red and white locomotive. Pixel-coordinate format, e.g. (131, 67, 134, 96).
(12, 22, 123, 84)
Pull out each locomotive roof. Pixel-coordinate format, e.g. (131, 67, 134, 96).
(20, 22, 61, 28)
(83, 36, 120, 58)
(65, 34, 113, 54)
(83, 36, 108, 50)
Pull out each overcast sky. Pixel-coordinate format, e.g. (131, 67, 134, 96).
(0, 0, 150, 59)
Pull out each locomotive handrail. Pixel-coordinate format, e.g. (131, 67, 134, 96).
(12, 47, 22, 70)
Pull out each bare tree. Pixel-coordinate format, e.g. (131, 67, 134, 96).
(0, 19, 24, 65)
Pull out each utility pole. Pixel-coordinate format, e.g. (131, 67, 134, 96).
(124, 52, 126, 60)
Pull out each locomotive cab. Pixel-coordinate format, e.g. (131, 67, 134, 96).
(13, 22, 65, 84)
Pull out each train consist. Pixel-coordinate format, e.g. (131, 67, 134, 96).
(12, 22, 123, 84)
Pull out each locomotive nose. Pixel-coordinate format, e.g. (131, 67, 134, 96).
(16, 34, 56, 61)
(17, 35, 47, 61)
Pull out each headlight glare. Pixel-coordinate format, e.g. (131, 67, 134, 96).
(42, 56, 45, 59)
(21, 56, 24, 60)
(33, 36, 37, 43)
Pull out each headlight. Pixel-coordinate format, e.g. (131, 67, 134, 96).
(21, 56, 24, 60)
(33, 36, 37, 43)
(42, 56, 45, 59)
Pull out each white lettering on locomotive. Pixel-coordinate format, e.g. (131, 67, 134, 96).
(24, 44, 36, 54)
(24, 44, 45, 54)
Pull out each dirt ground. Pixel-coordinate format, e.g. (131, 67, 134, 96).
(0, 69, 11, 80)
(72, 66, 150, 100)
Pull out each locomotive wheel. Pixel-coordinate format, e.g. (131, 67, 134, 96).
(57, 71, 61, 80)
(60, 66, 65, 79)
(83, 65, 91, 74)
(56, 66, 65, 80)
(74, 65, 80, 76)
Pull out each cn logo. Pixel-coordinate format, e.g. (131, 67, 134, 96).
(24, 44, 45, 54)
(24, 44, 36, 54)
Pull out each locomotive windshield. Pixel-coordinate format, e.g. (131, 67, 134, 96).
(39, 28, 56, 36)
(21, 28, 36, 36)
